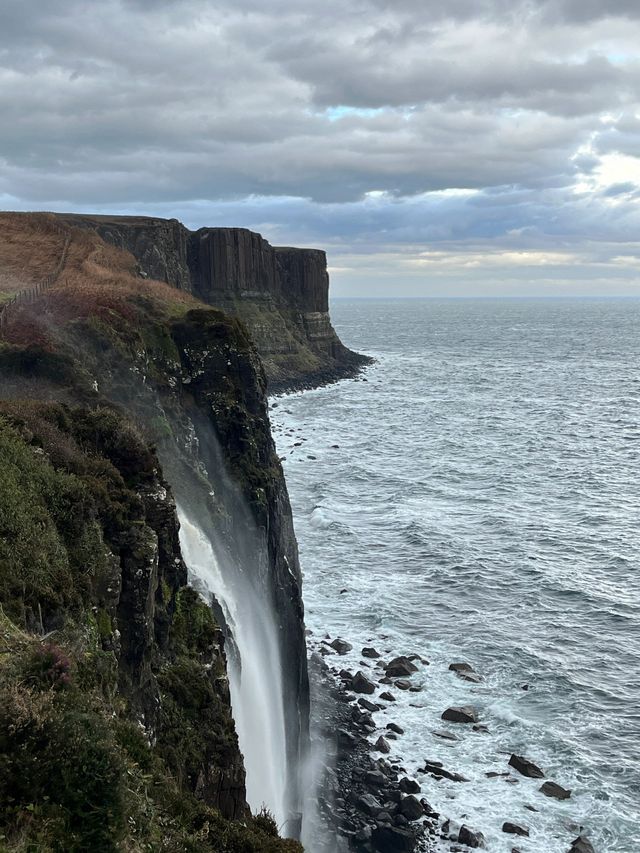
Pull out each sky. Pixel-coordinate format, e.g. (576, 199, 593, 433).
(1, 0, 640, 296)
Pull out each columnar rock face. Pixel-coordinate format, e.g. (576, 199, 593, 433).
(58, 213, 371, 391)
(275, 247, 329, 312)
(192, 228, 279, 300)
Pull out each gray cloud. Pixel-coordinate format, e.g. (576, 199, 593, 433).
(0, 0, 639, 294)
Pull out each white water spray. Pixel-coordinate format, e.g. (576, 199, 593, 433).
(176, 507, 290, 827)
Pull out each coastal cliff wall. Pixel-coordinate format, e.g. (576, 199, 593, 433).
(0, 213, 305, 851)
(58, 213, 371, 392)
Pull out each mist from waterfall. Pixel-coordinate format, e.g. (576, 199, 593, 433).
(176, 506, 290, 829)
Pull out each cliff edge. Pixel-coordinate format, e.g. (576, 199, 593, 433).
(0, 213, 305, 851)
(57, 214, 372, 392)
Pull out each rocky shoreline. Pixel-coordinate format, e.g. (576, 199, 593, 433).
(305, 632, 596, 853)
(269, 354, 374, 396)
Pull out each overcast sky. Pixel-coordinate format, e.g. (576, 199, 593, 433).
(1, 0, 640, 296)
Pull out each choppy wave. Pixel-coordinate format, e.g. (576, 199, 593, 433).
(272, 298, 640, 852)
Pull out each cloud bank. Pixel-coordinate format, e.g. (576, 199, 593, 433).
(1, 0, 639, 294)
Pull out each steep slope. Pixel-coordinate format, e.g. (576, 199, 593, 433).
(57, 213, 372, 391)
(0, 213, 306, 851)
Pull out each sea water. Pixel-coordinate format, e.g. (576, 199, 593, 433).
(271, 298, 640, 852)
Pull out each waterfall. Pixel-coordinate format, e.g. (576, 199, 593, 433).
(176, 507, 290, 828)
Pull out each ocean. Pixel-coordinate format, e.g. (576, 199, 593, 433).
(271, 298, 640, 853)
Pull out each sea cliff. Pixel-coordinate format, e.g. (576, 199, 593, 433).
(0, 212, 314, 851)
(57, 213, 371, 392)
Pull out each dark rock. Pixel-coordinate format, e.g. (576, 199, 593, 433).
(486, 771, 510, 778)
(399, 777, 421, 794)
(458, 671, 483, 683)
(502, 822, 529, 837)
(363, 646, 381, 658)
(472, 724, 490, 733)
(441, 705, 478, 724)
(398, 795, 423, 821)
(458, 825, 486, 848)
(395, 679, 412, 690)
(540, 780, 571, 800)
(423, 761, 469, 782)
(433, 729, 458, 742)
(357, 792, 384, 816)
(339, 668, 354, 681)
(449, 662, 474, 673)
(330, 638, 353, 654)
(338, 729, 358, 748)
(371, 825, 416, 852)
(386, 656, 419, 678)
(352, 671, 376, 694)
(569, 837, 595, 853)
(365, 770, 388, 788)
(509, 754, 545, 779)
(375, 736, 391, 754)
(380, 691, 396, 702)
(387, 722, 404, 735)
(359, 697, 381, 712)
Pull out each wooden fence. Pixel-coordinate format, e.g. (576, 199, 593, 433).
(0, 235, 70, 332)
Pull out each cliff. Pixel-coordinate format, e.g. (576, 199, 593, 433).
(57, 213, 371, 392)
(0, 213, 305, 851)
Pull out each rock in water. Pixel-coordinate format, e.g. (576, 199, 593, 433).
(422, 760, 468, 782)
(508, 754, 545, 778)
(459, 671, 483, 683)
(540, 780, 571, 800)
(441, 705, 478, 724)
(374, 735, 391, 753)
(569, 837, 595, 853)
(362, 646, 381, 658)
(458, 824, 487, 848)
(385, 656, 419, 677)
(330, 638, 353, 654)
(352, 671, 376, 694)
(502, 822, 530, 837)
(449, 662, 474, 673)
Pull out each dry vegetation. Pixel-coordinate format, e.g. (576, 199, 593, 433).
(0, 213, 68, 296)
(0, 212, 198, 347)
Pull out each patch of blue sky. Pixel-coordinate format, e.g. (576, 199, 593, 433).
(322, 105, 387, 120)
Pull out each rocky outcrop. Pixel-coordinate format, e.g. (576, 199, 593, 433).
(57, 213, 372, 391)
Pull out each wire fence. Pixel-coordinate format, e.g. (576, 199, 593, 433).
(0, 234, 70, 332)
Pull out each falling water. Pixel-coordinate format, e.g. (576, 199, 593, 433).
(176, 506, 290, 828)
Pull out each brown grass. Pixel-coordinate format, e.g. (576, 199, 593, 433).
(0, 212, 199, 348)
(0, 213, 67, 294)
